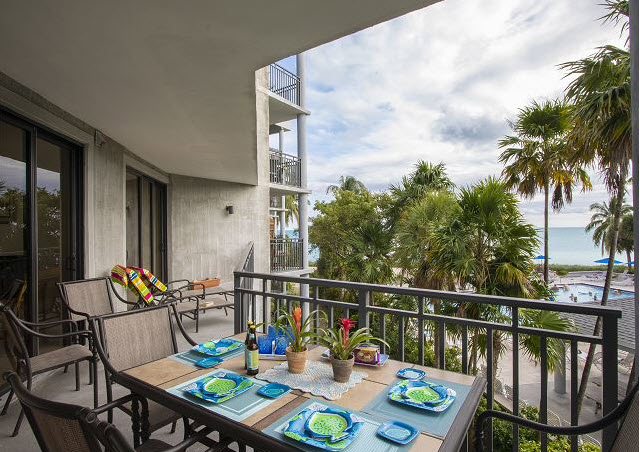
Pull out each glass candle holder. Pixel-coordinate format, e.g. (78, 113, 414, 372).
(274, 336, 289, 355)
(257, 335, 274, 354)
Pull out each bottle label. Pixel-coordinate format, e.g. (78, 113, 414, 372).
(247, 349, 259, 371)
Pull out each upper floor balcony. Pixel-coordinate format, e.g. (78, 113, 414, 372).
(267, 64, 309, 124)
(269, 148, 304, 192)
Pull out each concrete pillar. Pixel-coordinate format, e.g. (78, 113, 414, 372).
(554, 342, 567, 394)
(278, 128, 286, 238)
(297, 52, 310, 316)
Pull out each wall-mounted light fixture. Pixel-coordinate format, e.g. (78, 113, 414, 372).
(226, 205, 234, 215)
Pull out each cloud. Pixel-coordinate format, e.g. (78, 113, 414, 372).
(296, 0, 626, 227)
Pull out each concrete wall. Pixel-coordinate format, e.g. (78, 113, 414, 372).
(0, 69, 270, 287)
(169, 68, 271, 281)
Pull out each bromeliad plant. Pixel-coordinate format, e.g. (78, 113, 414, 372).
(276, 307, 326, 352)
(318, 318, 388, 361)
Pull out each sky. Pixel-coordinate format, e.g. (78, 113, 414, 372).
(271, 0, 627, 228)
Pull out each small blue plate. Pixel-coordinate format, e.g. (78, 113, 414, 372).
(377, 420, 419, 445)
(396, 367, 425, 380)
(258, 382, 291, 398)
(195, 357, 222, 368)
(193, 338, 244, 356)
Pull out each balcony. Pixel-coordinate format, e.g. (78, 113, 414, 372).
(269, 149, 301, 188)
(267, 64, 309, 124)
(270, 238, 303, 271)
(233, 271, 625, 451)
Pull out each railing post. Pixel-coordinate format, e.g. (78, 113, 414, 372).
(233, 273, 242, 334)
(601, 314, 618, 451)
(358, 289, 370, 329)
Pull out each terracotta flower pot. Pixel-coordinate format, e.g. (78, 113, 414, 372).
(330, 354, 355, 383)
(286, 346, 308, 374)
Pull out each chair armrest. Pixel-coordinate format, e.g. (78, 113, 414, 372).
(91, 393, 148, 416)
(19, 318, 79, 332)
(16, 321, 92, 342)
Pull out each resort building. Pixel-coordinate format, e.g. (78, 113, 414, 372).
(0, 2, 636, 452)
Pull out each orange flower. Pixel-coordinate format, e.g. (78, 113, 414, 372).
(293, 307, 302, 333)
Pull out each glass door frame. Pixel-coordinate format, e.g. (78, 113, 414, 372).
(0, 106, 84, 356)
(125, 167, 168, 280)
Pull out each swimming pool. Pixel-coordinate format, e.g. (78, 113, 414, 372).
(551, 283, 634, 303)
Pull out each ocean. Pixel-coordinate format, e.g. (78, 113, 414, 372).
(299, 227, 630, 266)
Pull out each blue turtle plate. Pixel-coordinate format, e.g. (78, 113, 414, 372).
(283, 405, 364, 451)
(193, 338, 244, 357)
(183, 372, 254, 403)
(388, 380, 456, 412)
(377, 420, 419, 445)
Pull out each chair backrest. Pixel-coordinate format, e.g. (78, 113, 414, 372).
(58, 278, 114, 321)
(4, 371, 135, 452)
(96, 305, 177, 372)
(0, 306, 31, 374)
(611, 390, 638, 452)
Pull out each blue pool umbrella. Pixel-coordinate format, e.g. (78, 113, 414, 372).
(534, 255, 550, 260)
(593, 258, 623, 264)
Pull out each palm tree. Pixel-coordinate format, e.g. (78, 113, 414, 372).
(326, 176, 367, 196)
(617, 213, 634, 270)
(499, 99, 591, 285)
(425, 178, 574, 411)
(560, 0, 631, 414)
(345, 221, 394, 285)
(394, 190, 460, 366)
(284, 194, 299, 226)
(388, 161, 454, 227)
(585, 197, 632, 255)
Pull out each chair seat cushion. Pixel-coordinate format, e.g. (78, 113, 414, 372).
(31, 344, 92, 373)
(135, 439, 173, 452)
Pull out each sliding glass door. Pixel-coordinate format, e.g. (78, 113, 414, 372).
(125, 168, 167, 280)
(0, 108, 83, 366)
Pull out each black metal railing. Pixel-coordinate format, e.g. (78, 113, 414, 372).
(269, 149, 301, 187)
(269, 63, 300, 105)
(270, 239, 303, 272)
(233, 272, 623, 452)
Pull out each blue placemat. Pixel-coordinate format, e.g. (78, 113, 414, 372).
(263, 398, 414, 451)
(166, 368, 276, 422)
(169, 347, 244, 366)
(361, 376, 471, 439)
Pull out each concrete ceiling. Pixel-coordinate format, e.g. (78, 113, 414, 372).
(0, 0, 437, 185)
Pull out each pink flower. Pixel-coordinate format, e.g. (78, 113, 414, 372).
(339, 318, 356, 346)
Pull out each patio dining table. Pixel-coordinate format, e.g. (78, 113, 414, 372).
(112, 334, 485, 452)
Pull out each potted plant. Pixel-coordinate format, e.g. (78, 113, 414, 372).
(276, 307, 324, 374)
(318, 318, 387, 383)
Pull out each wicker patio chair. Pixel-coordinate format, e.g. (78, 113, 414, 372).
(4, 371, 221, 452)
(0, 303, 99, 437)
(91, 304, 197, 435)
(475, 383, 638, 452)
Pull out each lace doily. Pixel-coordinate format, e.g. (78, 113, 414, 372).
(256, 360, 367, 400)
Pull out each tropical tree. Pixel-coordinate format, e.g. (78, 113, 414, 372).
(388, 161, 454, 227)
(585, 196, 632, 254)
(499, 99, 591, 284)
(560, 0, 631, 414)
(284, 194, 299, 226)
(326, 175, 367, 196)
(617, 213, 634, 270)
(394, 190, 460, 365)
(344, 221, 394, 285)
(424, 178, 573, 418)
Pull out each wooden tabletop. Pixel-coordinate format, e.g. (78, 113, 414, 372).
(121, 334, 482, 451)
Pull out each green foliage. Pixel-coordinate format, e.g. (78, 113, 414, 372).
(585, 196, 632, 254)
(423, 341, 462, 372)
(520, 439, 601, 452)
(549, 264, 629, 274)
